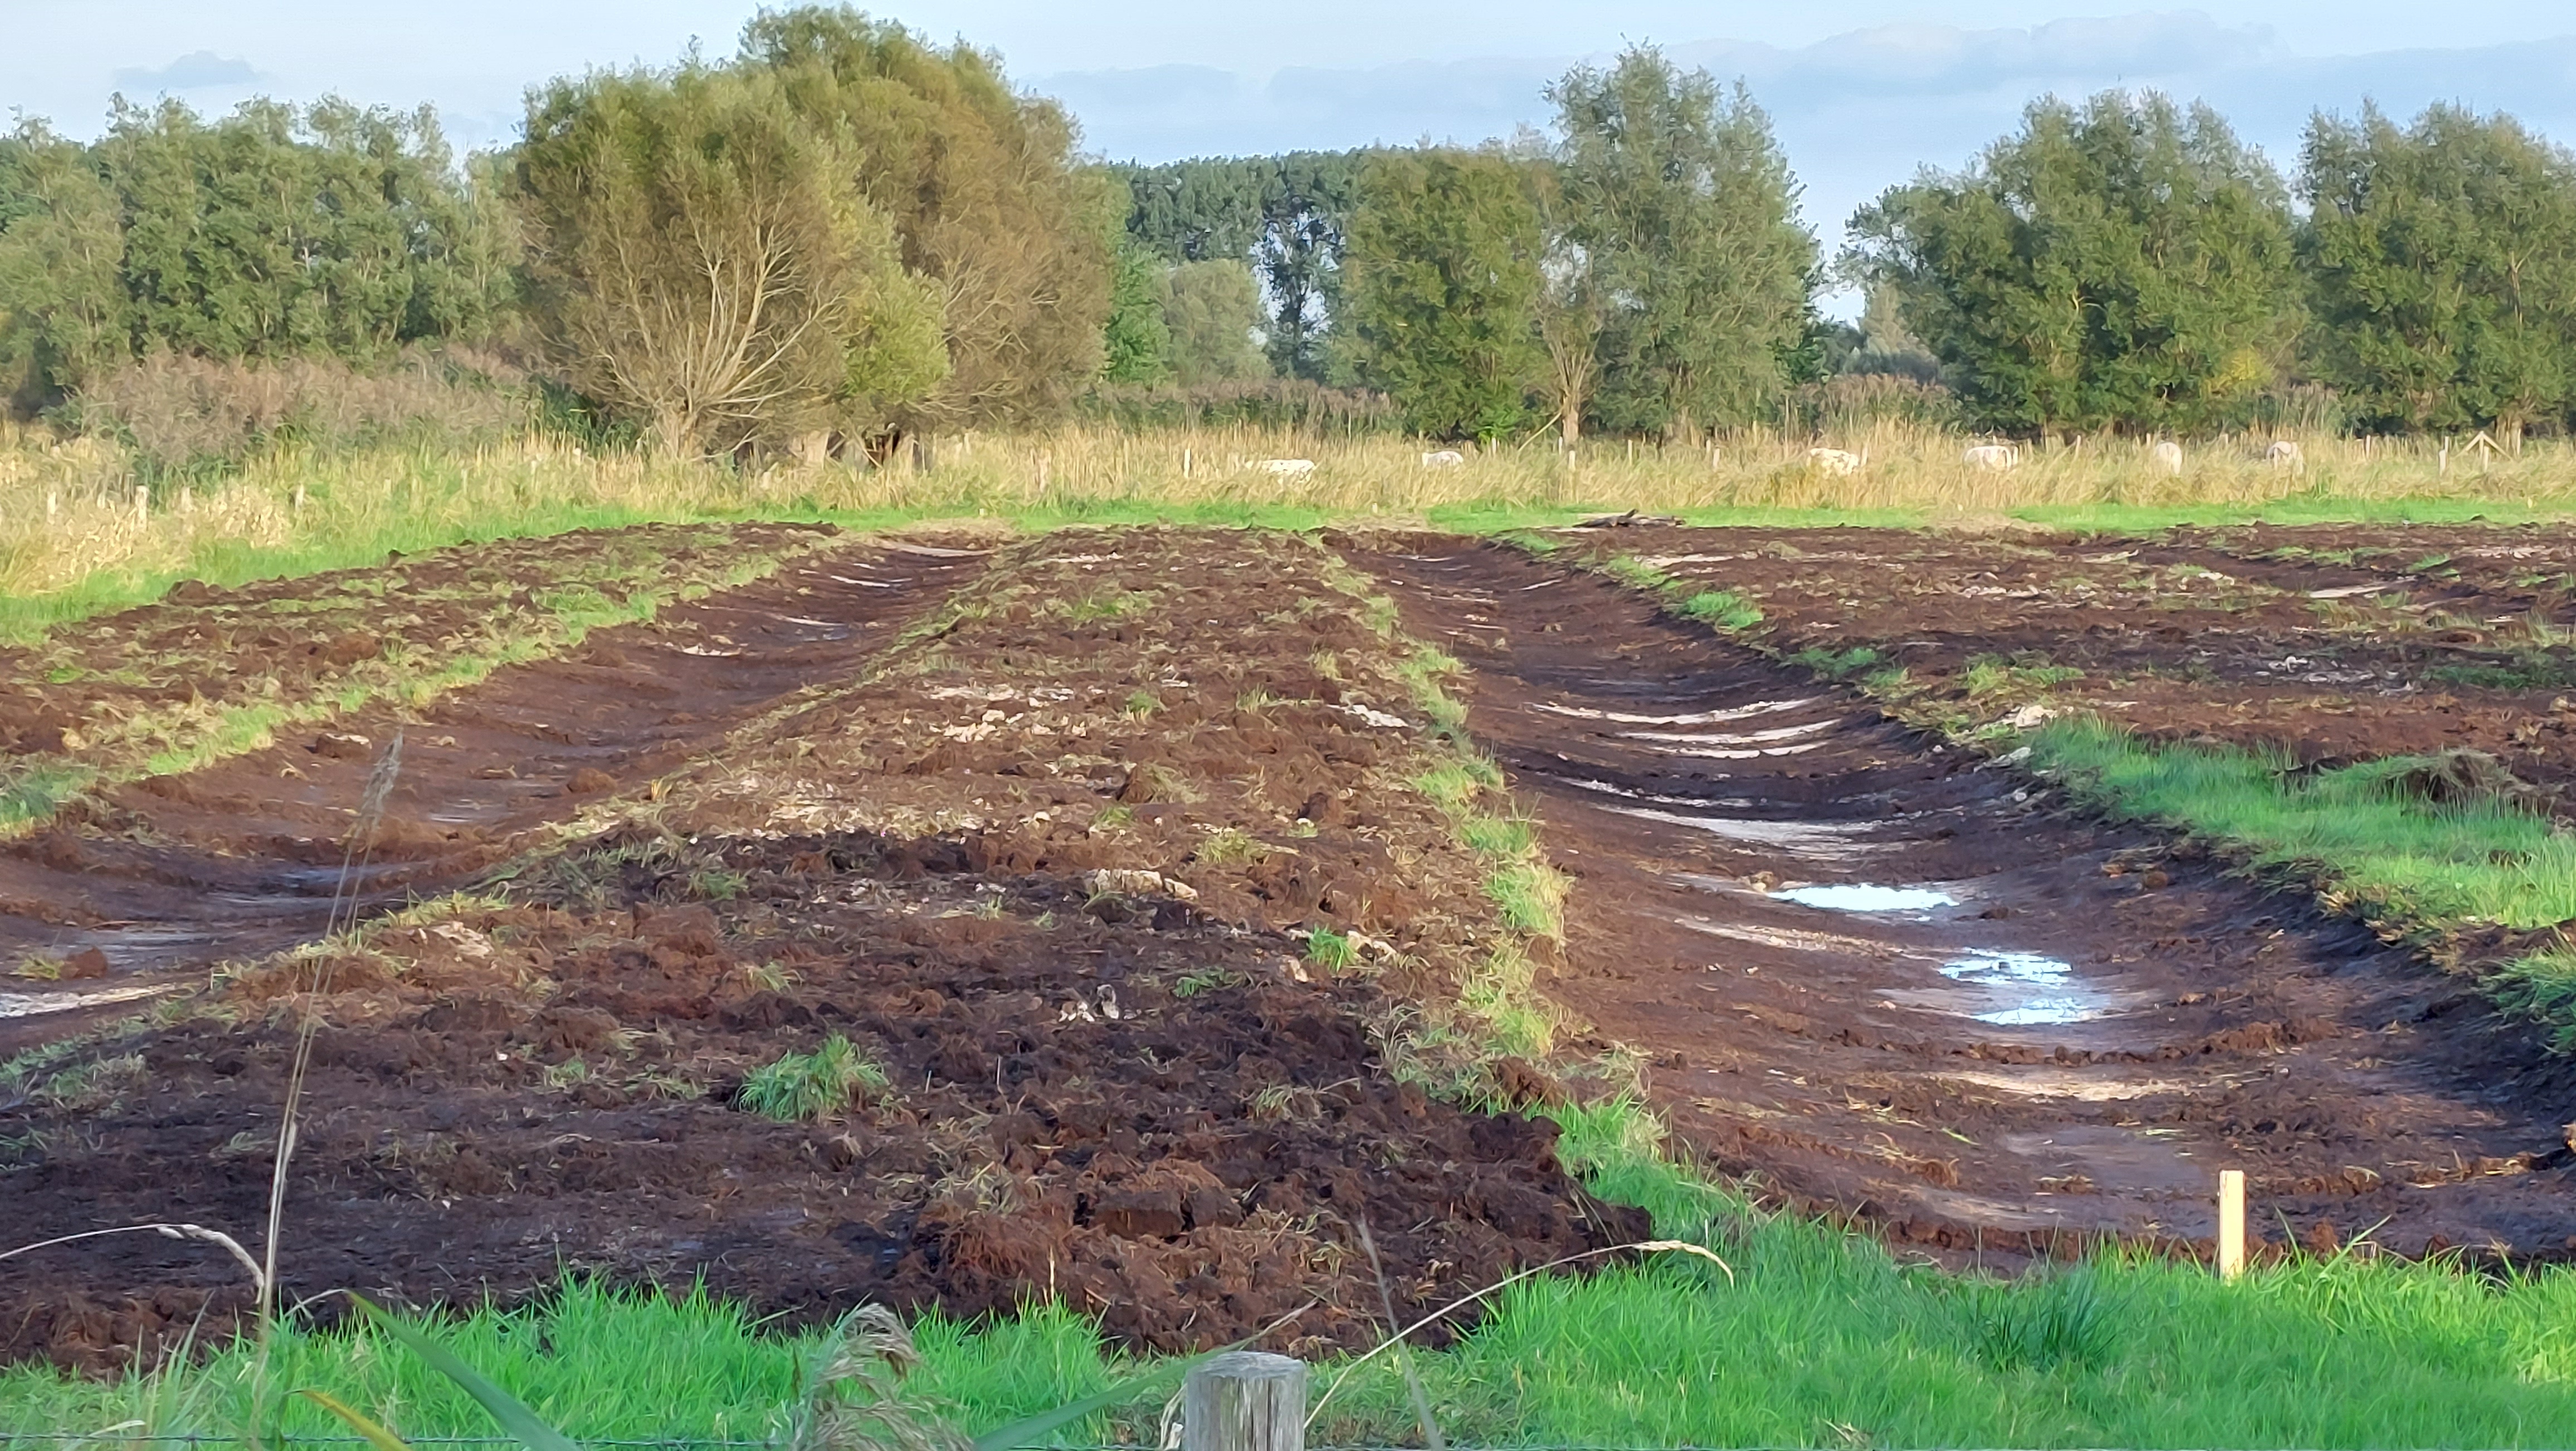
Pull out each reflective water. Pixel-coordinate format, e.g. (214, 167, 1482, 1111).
(1770, 883, 1957, 912)
(1940, 950, 2100, 1025)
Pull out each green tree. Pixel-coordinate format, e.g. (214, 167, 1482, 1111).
(740, 6, 1109, 430)
(1101, 238, 1172, 384)
(2300, 104, 2576, 442)
(1119, 157, 1271, 263)
(1159, 258, 1269, 384)
(0, 121, 130, 410)
(1848, 91, 2301, 437)
(515, 61, 945, 457)
(0, 98, 506, 410)
(1256, 152, 1367, 379)
(1550, 48, 1814, 439)
(1343, 148, 1543, 440)
(1116, 151, 1369, 380)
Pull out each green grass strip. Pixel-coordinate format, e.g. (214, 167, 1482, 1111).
(2031, 715, 2576, 1046)
(2031, 717, 2576, 929)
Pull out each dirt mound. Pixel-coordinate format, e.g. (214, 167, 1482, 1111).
(2387, 748, 2559, 815)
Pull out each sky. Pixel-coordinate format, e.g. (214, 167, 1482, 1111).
(8, 0, 2576, 301)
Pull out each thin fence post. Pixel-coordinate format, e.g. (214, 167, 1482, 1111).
(1183, 1350, 1305, 1451)
(2218, 1167, 2246, 1282)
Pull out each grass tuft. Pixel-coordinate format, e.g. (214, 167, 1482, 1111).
(736, 1035, 888, 1123)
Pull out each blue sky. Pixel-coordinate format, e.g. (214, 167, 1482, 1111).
(9, 1, 2576, 269)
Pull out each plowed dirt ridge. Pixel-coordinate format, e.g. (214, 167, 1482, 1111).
(1, 529, 1640, 1371)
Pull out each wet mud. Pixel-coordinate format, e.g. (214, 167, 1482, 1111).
(1362, 537, 2576, 1265)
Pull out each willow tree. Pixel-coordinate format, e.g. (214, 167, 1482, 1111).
(1549, 48, 1813, 440)
(740, 7, 1110, 429)
(515, 63, 945, 457)
(1343, 147, 1544, 440)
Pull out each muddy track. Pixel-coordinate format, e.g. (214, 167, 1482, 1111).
(1362, 538, 2576, 1263)
(0, 538, 989, 1048)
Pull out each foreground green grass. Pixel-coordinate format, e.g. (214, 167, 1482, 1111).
(10, 1102, 2576, 1448)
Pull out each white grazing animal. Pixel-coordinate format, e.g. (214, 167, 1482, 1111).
(2265, 440, 2305, 474)
(1255, 458, 1317, 480)
(1421, 449, 1465, 468)
(1806, 447, 1862, 476)
(1963, 443, 2019, 472)
(2150, 440, 2183, 475)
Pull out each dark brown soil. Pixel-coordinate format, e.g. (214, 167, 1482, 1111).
(1359, 536, 2576, 1267)
(1548, 522, 2576, 803)
(0, 535, 989, 1048)
(0, 524, 842, 776)
(0, 529, 1642, 1372)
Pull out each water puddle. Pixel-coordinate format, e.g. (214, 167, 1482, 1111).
(1629, 738, 1829, 761)
(1613, 807, 1884, 849)
(1535, 696, 1823, 726)
(1680, 916, 1897, 957)
(1561, 777, 1755, 810)
(1770, 883, 1955, 912)
(1938, 951, 2101, 1025)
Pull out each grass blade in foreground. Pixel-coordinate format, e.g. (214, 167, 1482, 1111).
(348, 1294, 580, 1451)
(296, 1388, 417, 1451)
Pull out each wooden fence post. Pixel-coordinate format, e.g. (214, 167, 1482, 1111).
(2218, 1168, 2246, 1282)
(1183, 1351, 1306, 1451)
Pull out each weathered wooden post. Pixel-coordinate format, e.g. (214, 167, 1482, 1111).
(1183, 1351, 1306, 1451)
(2217, 1168, 2246, 1282)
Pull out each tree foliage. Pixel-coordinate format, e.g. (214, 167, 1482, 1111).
(1850, 91, 2301, 437)
(0, 100, 507, 410)
(1343, 148, 1544, 440)
(2300, 104, 2576, 440)
(1101, 238, 1173, 384)
(741, 6, 1111, 430)
(1158, 259, 1268, 385)
(1551, 48, 1815, 439)
(514, 62, 944, 457)
(1117, 151, 1368, 379)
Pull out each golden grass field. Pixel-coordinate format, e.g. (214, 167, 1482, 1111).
(6, 417, 2576, 623)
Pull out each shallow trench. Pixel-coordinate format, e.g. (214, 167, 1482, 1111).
(1360, 536, 2576, 1262)
(0, 539, 987, 1049)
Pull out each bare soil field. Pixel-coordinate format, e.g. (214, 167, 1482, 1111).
(1551, 522, 2576, 795)
(0, 529, 1638, 1371)
(9, 520, 2576, 1376)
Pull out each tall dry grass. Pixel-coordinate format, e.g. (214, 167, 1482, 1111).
(7, 417, 2576, 632)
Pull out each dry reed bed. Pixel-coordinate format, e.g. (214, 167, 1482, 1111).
(7, 422, 2576, 611)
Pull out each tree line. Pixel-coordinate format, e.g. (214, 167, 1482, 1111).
(5, 8, 2576, 454)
